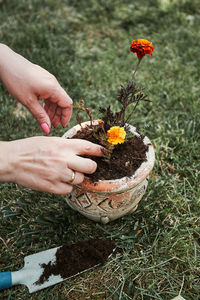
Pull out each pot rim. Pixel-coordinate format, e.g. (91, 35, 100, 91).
(62, 120, 155, 193)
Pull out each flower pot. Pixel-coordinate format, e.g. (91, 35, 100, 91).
(62, 121, 155, 224)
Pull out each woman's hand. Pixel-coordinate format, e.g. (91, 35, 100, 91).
(0, 44, 72, 133)
(0, 137, 103, 194)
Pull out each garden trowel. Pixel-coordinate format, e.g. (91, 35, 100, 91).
(0, 239, 115, 293)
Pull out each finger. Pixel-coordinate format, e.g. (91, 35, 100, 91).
(55, 87, 73, 108)
(61, 170, 84, 185)
(45, 101, 72, 128)
(59, 87, 73, 127)
(44, 181, 73, 195)
(65, 139, 104, 157)
(44, 100, 57, 122)
(51, 106, 62, 128)
(61, 106, 73, 128)
(48, 87, 73, 126)
(67, 156, 97, 174)
(23, 179, 73, 195)
(44, 100, 50, 116)
(27, 97, 51, 131)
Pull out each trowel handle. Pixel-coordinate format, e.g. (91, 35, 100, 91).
(0, 272, 12, 290)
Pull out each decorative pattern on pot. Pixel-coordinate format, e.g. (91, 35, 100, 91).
(63, 121, 155, 224)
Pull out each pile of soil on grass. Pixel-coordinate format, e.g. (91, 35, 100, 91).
(72, 128, 149, 181)
(35, 239, 115, 285)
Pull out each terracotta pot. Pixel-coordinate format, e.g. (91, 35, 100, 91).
(62, 121, 155, 224)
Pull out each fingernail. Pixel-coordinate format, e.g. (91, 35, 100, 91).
(41, 123, 50, 134)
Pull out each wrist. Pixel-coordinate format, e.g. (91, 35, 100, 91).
(0, 44, 9, 73)
(0, 141, 15, 182)
(0, 44, 16, 79)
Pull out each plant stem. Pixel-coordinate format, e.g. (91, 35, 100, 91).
(125, 99, 140, 124)
(132, 58, 142, 80)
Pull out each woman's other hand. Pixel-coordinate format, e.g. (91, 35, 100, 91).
(0, 43, 72, 134)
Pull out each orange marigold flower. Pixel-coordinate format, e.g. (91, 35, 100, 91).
(107, 126, 126, 145)
(130, 39, 154, 59)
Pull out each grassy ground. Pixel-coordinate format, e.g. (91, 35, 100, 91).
(0, 0, 200, 299)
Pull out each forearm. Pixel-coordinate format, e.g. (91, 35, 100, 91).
(0, 141, 14, 182)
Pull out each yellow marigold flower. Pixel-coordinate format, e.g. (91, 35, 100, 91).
(107, 126, 126, 145)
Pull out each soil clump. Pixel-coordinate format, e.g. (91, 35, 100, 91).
(35, 239, 115, 285)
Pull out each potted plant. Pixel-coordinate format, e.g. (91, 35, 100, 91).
(62, 39, 155, 224)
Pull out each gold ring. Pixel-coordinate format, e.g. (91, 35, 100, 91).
(69, 171, 76, 183)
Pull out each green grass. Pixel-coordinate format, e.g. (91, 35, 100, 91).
(0, 0, 200, 299)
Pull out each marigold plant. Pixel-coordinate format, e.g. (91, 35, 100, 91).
(74, 38, 154, 159)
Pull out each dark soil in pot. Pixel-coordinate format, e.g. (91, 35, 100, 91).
(72, 128, 149, 181)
